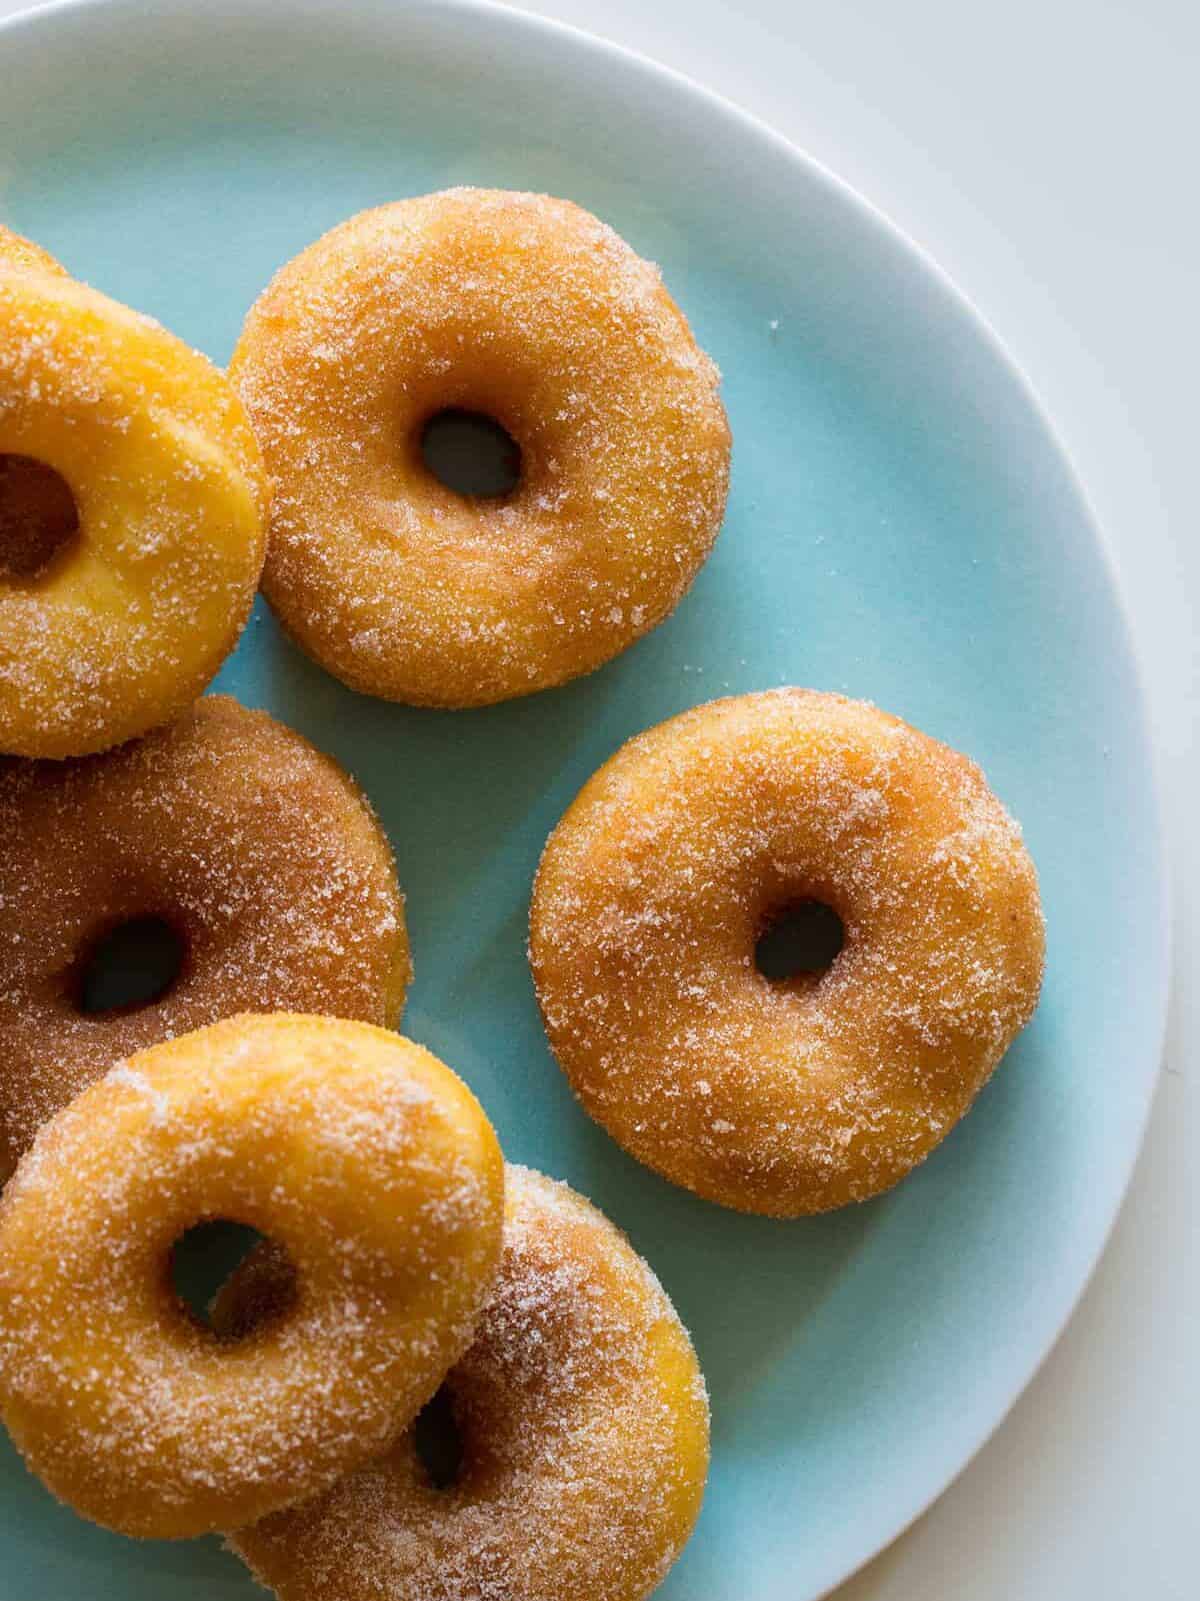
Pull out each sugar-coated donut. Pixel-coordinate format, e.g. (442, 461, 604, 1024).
(0, 267, 268, 757)
(0, 695, 410, 1179)
(0, 224, 68, 279)
(228, 1164, 709, 1601)
(230, 188, 730, 707)
(0, 1014, 505, 1539)
(530, 690, 1045, 1216)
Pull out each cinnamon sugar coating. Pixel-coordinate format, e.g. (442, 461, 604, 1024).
(231, 188, 730, 707)
(229, 1164, 709, 1601)
(0, 695, 411, 1178)
(530, 690, 1045, 1216)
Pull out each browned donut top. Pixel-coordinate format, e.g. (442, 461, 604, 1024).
(530, 690, 1045, 1215)
(0, 696, 409, 1177)
(232, 1165, 709, 1601)
(231, 188, 730, 706)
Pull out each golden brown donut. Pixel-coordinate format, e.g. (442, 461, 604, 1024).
(0, 265, 267, 757)
(230, 188, 730, 706)
(0, 1014, 504, 1539)
(529, 689, 1045, 1216)
(0, 695, 410, 1179)
(227, 1164, 709, 1601)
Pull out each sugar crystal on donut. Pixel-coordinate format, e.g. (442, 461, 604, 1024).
(230, 189, 730, 707)
(0, 696, 410, 1178)
(229, 1164, 709, 1601)
(530, 689, 1045, 1216)
(0, 1014, 504, 1538)
(0, 262, 268, 757)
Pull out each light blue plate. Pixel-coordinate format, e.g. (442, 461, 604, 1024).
(0, 1, 1168, 1597)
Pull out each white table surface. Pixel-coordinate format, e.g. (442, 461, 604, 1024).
(1, 1, 1195, 1597)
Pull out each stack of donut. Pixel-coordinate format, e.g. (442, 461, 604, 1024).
(0, 194, 1042, 1600)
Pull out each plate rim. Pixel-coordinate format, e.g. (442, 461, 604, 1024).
(0, 0, 1172, 1594)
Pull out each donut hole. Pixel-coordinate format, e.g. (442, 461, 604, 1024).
(419, 408, 521, 498)
(0, 453, 80, 581)
(755, 899, 845, 983)
(75, 915, 187, 1014)
(170, 1222, 296, 1337)
(413, 1383, 465, 1490)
